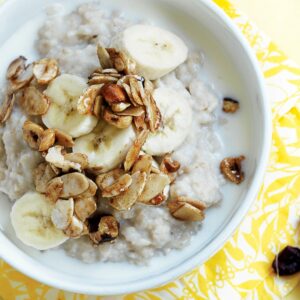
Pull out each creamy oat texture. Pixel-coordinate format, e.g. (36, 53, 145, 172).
(0, 3, 223, 263)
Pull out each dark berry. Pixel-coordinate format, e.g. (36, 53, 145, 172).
(272, 246, 300, 276)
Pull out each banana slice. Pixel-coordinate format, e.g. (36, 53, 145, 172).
(143, 87, 192, 155)
(42, 74, 98, 138)
(10, 192, 68, 250)
(73, 121, 136, 173)
(113, 24, 188, 80)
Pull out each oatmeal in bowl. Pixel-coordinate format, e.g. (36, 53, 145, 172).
(0, 3, 247, 264)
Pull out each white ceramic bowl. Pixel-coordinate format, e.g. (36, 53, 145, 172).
(0, 0, 271, 295)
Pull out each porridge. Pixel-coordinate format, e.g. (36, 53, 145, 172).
(0, 3, 244, 264)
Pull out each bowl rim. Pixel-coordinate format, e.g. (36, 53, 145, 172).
(0, 0, 272, 295)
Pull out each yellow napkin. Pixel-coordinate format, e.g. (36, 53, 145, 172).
(1, 0, 300, 299)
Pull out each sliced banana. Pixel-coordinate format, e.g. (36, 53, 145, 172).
(113, 24, 188, 80)
(143, 87, 192, 155)
(42, 74, 98, 138)
(73, 121, 136, 173)
(10, 192, 68, 250)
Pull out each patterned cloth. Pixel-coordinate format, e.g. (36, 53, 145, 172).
(1, 0, 300, 299)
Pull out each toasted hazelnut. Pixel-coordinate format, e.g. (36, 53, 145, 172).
(39, 128, 55, 151)
(20, 86, 50, 116)
(22, 120, 44, 149)
(54, 129, 74, 148)
(220, 156, 245, 184)
(0, 93, 16, 124)
(33, 58, 59, 85)
(223, 98, 240, 113)
(6, 56, 26, 80)
(101, 83, 127, 104)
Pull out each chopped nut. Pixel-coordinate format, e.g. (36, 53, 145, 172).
(129, 77, 143, 106)
(133, 112, 147, 132)
(132, 154, 153, 175)
(143, 91, 161, 132)
(33, 58, 59, 85)
(58, 172, 90, 198)
(0, 93, 16, 124)
(76, 179, 97, 198)
(110, 171, 147, 211)
(39, 128, 55, 151)
(101, 174, 132, 198)
(51, 198, 74, 230)
(93, 95, 103, 118)
(96, 168, 125, 189)
(124, 129, 149, 171)
(223, 98, 240, 113)
(97, 45, 113, 69)
(88, 75, 118, 85)
(107, 48, 136, 75)
(20, 86, 50, 116)
(8, 63, 33, 93)
(138, 173, 170, 204)
(168, 196, 207, 222)
(160, 154, 180, 183)
(6, 56, 26, 80)
(33, 162, 57, 193)
(64, 152, 89, 170)
(22, 120, 44, 149)
(117, 106, 144, 117)
(77, 84, 102, 115)
(121, 82, 136, 106)
(89, 215, 119, 244)
(102, 68, 119, 74)
(148, 193, 166, 206)
(101, 83, 127, 105)
(64, 215, 84, 238)
(54, 129, 74, 148)
(45, 146, 82, 172)
(102, 107, 132, 129)
(74, 197, 97, 222)
(220, 156, 245, 184)
(111, 102, 131, 113)
(45, 177, 63, 203)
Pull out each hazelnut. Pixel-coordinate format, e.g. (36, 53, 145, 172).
(101, 83, 127, 104)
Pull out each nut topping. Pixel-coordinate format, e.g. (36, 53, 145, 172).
(220, 156, 245, 184)
(138, 173, 170, 204)
(33, 162, 57, 193)
(111, 102, 131, 113)
(6, 56, 26, 80)
(101, 174, 132, 198)
(132, 154, 153, 175)
(39, 128, 56, 152)
(64, 215, 85, 238)
(97, 45, 113, 69)
(45, 177, 63, 203)
(124, 129, 149, 171)
(64, 153, 89, 170)
(74, 197, 97, 222)
(223, 98, 240, 113)
(20, 86, 50, 116)
(8, 63, 34, 93)
(168, 196, 207, 222)
(54, 129, 74, 148)
(88, 214, 119, 244)
(102, 107, 132, 129)
(33, 58, 59, 85)
(100, 83, 127, 105)
(58, 172, 90, 198)
(77, 84, 102, 115)
(22, 120, 44, 149)
(109, 171, 147, 211)
(76, 179, 97, 198)
(0, 93, 16, 124)
(51, 198, 74, 230)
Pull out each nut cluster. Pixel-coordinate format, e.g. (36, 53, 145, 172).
(78, 45, 161, 133)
